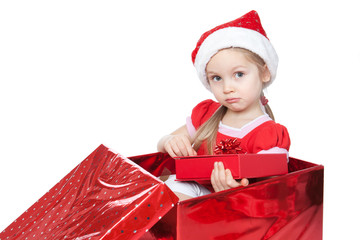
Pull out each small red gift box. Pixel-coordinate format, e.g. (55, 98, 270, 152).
(175, 154, 288, 181)
(0, 145, 178, 240)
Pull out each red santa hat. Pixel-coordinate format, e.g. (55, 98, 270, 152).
(191, 10, 278, 91)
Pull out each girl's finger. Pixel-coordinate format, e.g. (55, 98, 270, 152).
(191, 148, 197, 156)
(217, 162, 227, 190)
(181, 137, 196, 156)
(240, 178, 249, 186)
(211, 162, 223, 192)
(211, 168, 220, 192)
(225, 169, 241, 188)
(164, 145, 176, 158)
(164, 135, 184, 157)
(171, 142, 182, 157)
(176, 140, 188, 157)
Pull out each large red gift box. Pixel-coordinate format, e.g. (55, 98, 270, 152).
(175, 154, 288, 181)
(0, 145, 178, 240)
(176, 157, 324, 239)
(131, 153, 324, 240)
(1, 146, 323, 240)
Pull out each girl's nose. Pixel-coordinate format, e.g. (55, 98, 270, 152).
(223, 79, 234, 93)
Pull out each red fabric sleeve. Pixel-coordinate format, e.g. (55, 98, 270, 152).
(191, 99, 221, 130)
(248, 121, 291, 153)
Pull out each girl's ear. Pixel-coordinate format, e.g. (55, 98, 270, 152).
(262, 65, 271, 83)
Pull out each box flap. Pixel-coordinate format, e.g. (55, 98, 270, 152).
(0, 145, 178, 240)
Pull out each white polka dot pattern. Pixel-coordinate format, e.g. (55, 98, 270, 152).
(0, 145, 178, 240)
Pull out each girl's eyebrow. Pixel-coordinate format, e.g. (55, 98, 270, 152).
(206, 71, 218, 75)
(232, 65, 247, 70)
(207, 65, 247, 75)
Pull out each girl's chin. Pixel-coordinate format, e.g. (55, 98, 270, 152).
(224, 104, 245, 112)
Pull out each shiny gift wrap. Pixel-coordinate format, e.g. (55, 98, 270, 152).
(0, 145, 178, 240)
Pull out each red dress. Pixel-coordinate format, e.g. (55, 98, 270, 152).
(186, 99, 291, 155)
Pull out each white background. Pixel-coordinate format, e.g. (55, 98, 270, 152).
(0, 0, 359, 238)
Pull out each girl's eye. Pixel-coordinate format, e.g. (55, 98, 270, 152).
(212, 76, 222, 82)
(235, 72, 244, 78)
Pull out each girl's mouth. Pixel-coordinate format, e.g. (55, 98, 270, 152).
(225, 98, 240, 103)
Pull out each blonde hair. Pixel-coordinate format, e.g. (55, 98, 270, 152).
(193, 47, 275, 154)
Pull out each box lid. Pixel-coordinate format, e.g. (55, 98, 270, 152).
(0, 145, 178, 240)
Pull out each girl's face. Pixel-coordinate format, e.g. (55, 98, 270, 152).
(206, 48, 270, 116)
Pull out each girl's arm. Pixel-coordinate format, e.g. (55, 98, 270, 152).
(157, 125, 197, 158)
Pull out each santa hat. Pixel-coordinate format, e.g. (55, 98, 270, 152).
(191, 10, 278, 91)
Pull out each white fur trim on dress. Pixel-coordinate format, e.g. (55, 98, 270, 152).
(194, 27, 279, 91)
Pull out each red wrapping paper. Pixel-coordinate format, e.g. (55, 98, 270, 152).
(0, 145, 178, 240)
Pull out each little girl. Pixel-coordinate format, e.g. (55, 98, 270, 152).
(157, 10, 290, 200)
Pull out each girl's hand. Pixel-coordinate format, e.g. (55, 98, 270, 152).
(158, 125, 197, 158)
(211, 161, 249, 192)
(162, 134, 197, 158)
